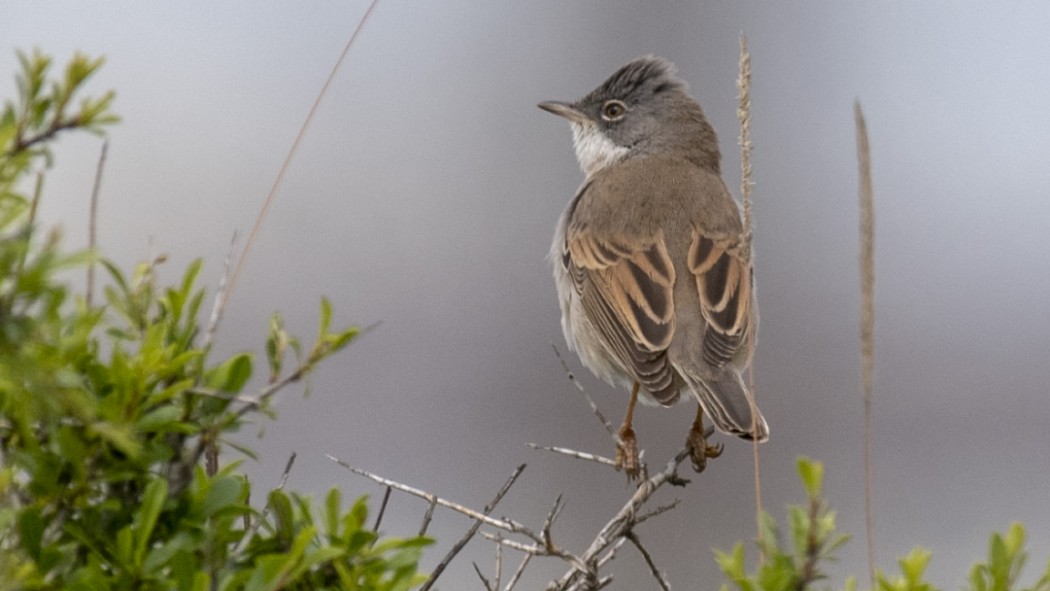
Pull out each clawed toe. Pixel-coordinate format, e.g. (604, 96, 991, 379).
(687, 426, 722, 473)
(615, 427, 641, 481)
(687, 403, 723, 473)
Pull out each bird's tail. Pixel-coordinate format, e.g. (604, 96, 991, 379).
(678, 365, 769, 442)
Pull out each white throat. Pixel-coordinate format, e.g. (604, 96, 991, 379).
(571, 123, 629, 177)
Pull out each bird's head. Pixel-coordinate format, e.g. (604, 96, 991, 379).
(538, 55, 720, 176)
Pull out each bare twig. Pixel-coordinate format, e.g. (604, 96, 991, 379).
(206, 441, 219, 477)
(86, 140, 107, 308)
(233, 363, 310, 420)
(329, 400, 694, 589)
(195, 316, 377, 482)
(549, 342, 584, 394)
(325, 455, 543, 544)
(238, 452, 296, 551)
(494, 534, 503, 591)
(737, 34, 766, 560)
(737, 35, 755, 263)
(504, 552, 532, 591)
(526, 443, 617, 468)
(549, 447, 692, 590)
(595, 537, 626, 570)
(202, 231, 238, 350)
(29, 172, 42, 226)
(11, 120, 83, 155)
(373, 486, 392, 531)
(749, 366, 764, 550)
(795, 496, 824, 591)
(419, 498, 437, 536)
(541, 494, 565, 549)
(186, 387, 257, 404)
(625, 531, 671, 591)
(11, 172, 45, 285)
(420, 463, 526, 591)
(480, 533, 540, 554)
(479, 532, 587, 573)
(473, 562, 495, 591)
(550, 343, 618, 441)
(169, 366, 312, 496)
(855, 100, 877, 587)
(223, 0, 382, 310)
(579, 574, 619, 591)
(339, 440, 689, 589)
(633, 499, 681, 526)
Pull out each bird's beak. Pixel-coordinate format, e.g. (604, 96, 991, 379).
(538, 101, 590, 124)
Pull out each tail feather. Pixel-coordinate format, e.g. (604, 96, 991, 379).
(678, 366, 769, 442)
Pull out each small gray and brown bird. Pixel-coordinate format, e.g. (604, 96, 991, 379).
(540, 56, 768, 479)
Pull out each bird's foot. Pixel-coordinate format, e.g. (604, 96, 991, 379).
(687, 424, 722, 473)
(615, 425, 641, 481)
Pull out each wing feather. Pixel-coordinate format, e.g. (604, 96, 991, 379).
(687, 230, 753, 367)
(565, 231, 679, 402)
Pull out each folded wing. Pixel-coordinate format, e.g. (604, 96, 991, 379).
(687, 229, 752, 368)
(565, 230, 679, 404)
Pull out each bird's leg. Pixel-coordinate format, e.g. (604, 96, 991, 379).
(615, 382, 641, 480)
(687, 402, 723, 473)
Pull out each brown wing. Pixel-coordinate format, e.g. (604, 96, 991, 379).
(687, 229, 753, 368)
(566, 229, 679, 402)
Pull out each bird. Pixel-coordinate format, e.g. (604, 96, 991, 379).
(539, 55, 768, 479)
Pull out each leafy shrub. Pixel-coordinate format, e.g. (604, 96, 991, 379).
(716, 458, 1050, 591)
(0, 50, 429, 591)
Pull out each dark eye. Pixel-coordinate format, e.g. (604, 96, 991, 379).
(601, 100, 627, 121)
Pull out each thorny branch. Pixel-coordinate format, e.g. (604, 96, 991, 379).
(626, 531, 672, 591)
(547, 447, 692, 591)
(329, 444, 692, 590)
(525, 443, 617, 468)
(238, 452, 297, 551)
(550, 343, 619, 443)
(420, 464, 526, 591)
(328, 359, 699, 590)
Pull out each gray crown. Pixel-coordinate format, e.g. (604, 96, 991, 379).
(581, 55, 688, 105)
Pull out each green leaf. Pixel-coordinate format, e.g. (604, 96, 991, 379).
(136, 405, 185, 433)
(897, 546, 934, 590)
(318, 296, 332, 340)
(796, 456, 823, 500)
(101, 259, 130, 295)
(206, 353, 253, 393)
(132, 478, 168, 567)
(325, 326, 359, 355)
(714, 543, 749, 588)
(203, 475, 245, 518)
(1028, 557, 1050, 591)
(756, 510, 780, 557)
(180, 258, 203, 298)
(269, 490, 294, 546)
(90, 420, 142, 458)
(1005, 522, 1025, 555)
(143, 532, 194, 573)
(325, 488, 341, 539)
(243, 554, 293, 591)
(17, 507, 44, 561)
(266, 313, 286, 381)
(788, 505, 807, 557)
(115, 526, 134, 567)
(190, 572, 210, 591)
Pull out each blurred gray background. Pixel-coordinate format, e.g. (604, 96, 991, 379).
(4, 1, 1050, 588)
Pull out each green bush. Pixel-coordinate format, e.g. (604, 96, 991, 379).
(0, 50, 429, 590)
(716, 457, 1050, 591)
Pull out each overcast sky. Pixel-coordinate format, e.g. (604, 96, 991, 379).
(4, 2, 1050, 589)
